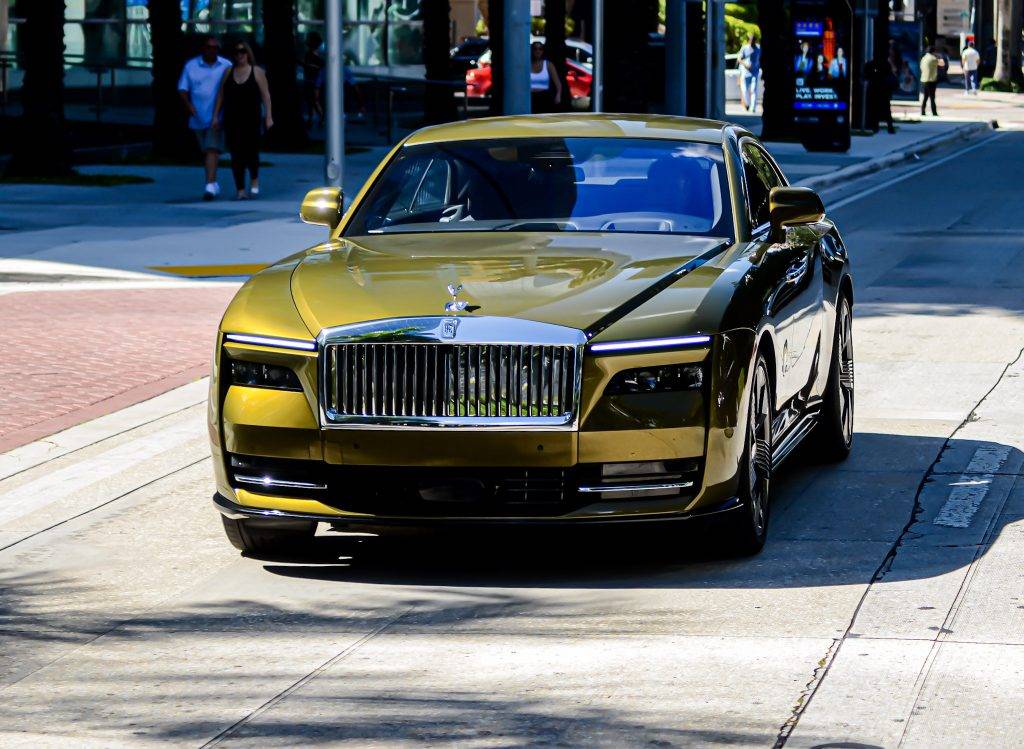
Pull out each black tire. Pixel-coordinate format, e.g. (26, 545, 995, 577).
(813, 295, 854, 462)
(721, 354, 773, 556)
(221, 515, 317, 557)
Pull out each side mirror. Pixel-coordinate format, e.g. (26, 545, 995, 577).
(768, 186, 825, 241)
(300, 187, 344, 234)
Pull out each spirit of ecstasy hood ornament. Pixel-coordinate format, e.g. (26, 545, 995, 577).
(444, 283, 469, 313)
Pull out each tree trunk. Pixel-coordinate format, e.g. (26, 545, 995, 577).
(150, 0, 193, 160)
(1011, 0, 1024, 85)
(544, 0, 568, 111)
(993, 0, 1016, 83)
(6, 0, 71, 177)
(603, 0, 659, 112)
(262, 0, 308, 150)
(757, 0, 793, 140)
(423, 0, 457, 124)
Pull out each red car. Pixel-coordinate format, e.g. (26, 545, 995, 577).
(466, 56, 593, 107)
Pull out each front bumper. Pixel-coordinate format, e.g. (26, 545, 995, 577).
(213, 491, 743, 527)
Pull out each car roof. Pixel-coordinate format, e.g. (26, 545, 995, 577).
(404, 113, 737, 147)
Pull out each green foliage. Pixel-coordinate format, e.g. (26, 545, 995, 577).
(726, 15, 760, 55)
(980, 77, 1023, 93)
(726, 3, 759, 23)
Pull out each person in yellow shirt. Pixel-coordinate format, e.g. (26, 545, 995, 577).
(920, 46, 939, 116)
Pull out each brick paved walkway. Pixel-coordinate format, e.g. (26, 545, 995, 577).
(0, 285, 239, 452)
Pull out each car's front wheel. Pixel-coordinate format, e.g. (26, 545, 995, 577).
(721, 354, 773, 556)
(221, 516, 316, 557)
(813, 295, 854, 461)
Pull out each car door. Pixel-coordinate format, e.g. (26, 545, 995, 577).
(740, 140, 823, 407)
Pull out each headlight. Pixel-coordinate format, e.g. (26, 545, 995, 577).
(604, 363, 703, 395)
(230, 360, 302, 391)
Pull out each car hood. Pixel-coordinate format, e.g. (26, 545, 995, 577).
(290, 231, 728, 336)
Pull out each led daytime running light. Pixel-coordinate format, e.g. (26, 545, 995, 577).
(589, 335, 711, 353)
(224, 333, 317, 351)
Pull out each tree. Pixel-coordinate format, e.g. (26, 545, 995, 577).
(603, 0, 660, 112)
(262, 0, 307, 150)
(993, 0, 1024, 86)
(5, 0, 71, 177)
(757, 0, 791, 140)
(149, 0, 193, 160)
(543, 0, 569, 111)
(422, 0, 457, 123)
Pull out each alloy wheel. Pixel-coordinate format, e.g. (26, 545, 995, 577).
(747, 363, 772, 537)
(837, 301, 855, 446)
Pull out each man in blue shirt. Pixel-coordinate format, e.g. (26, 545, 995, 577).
(739, 34, 761, 113)
(178, 35, 232, 200)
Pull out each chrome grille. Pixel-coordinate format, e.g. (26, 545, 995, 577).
(324, 343, 578, 421)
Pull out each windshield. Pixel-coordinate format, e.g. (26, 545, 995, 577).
(345, 137, 732, 239)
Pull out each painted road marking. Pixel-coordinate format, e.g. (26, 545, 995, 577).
(147, 263, 269, 278)
(933, 445, 1011, 528)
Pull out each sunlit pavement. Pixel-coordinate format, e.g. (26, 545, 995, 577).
(1, 128, 1024, 746)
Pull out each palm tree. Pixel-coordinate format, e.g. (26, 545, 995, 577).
(422, 0, 457, 123)
(5, 0, 70, 177)
(993, 0, 1024, 86)
(149, 0, 193, 160)
(262, 0, 307, 149)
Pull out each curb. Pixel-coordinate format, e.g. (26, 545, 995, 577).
(797, 120, 992, 192)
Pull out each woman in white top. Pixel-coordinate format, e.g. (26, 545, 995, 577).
(530, 41, 563, 113)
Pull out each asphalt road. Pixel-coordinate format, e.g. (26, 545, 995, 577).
(1, 131, 1023, 748)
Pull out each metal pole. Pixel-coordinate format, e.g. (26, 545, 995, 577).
(324, 0, 345, 188)
(704, 0, 725, 118)
(592, 0, 604, 111)
(502, 0, 531, 114)
(665, 0, 687, 115)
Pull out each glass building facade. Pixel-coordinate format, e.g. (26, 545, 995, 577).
(1, 0, 433, 72)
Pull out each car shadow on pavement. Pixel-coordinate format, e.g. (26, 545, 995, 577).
(259, 432, 1022, 591)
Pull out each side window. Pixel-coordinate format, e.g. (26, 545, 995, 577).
(411, 158, 451, 211)
(741, 143, 782, 231)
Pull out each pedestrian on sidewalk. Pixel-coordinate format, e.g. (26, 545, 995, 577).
(738, 33, 761, 113)
(178, 35, 232, 201)
(529, 41, 562, 114)
(213, 41, 273, 200)
(864, 57, 896, 134)
(919, 46, 939, 116)
(961, 40, 980, 95)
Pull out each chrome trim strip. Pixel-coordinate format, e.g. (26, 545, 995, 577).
(224, 333, 318, 351)
(234, 474, 328, 491)
(771, 411, 819, 469)
(578, 481, 695, 494)
(589, 335, 712, 354)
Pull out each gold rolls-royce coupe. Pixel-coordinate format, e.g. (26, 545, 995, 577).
(210, 114, 854, 556)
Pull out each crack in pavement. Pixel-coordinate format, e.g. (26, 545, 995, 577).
(773, 638, 841, 748)
(775, 343, 1024, 747)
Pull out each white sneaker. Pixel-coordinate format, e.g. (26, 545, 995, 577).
(249, 186, 260, 196)
(203, 182, 220, 201)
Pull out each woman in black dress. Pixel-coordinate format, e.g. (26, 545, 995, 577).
(214, 42, 273, 199)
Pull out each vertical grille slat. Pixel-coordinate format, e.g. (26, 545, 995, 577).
(326, 342, 578, 422)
